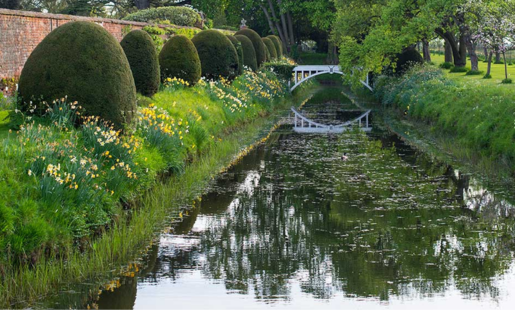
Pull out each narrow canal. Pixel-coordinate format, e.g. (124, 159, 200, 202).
(51, 88, 515, 309)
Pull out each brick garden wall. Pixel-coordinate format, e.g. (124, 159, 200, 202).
(0, 8, 199, 84)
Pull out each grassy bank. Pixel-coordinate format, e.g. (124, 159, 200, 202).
(374, 64, 515, 179)
(0, 69, 314, 307)
(431, 53, 515, 85)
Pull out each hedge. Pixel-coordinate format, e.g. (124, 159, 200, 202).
(159, 35, 202, 86)
(123, 7, 201, 27)
(235, 28, 267, 67)
(192, 30, 239, 80)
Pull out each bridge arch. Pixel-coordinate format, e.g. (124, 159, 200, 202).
(290, 65, 372, 92)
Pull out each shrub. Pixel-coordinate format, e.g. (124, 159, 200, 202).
(235, 35, 258, 71)
(235, 28, 267, 67)
(262, 37, 277, 60)
(262, 63, 294, 80)
(121, 30, 160, 97)
(465, 70, 483, 76)
(123, 7, 201, 27)
(502, 78, 512, 84)
(450, 66, 470, 73)
(389, 48, 424, 75)
(226, 35, 244, 75)
(192, 30, 239, 80)
(142, 25, 166, 52)
(439, 62, 454, 69)
(159, 35, 202, 86)
(18, 21, 136, 129)
(483, 74, 492, 79)
(267, 35, 283, 57)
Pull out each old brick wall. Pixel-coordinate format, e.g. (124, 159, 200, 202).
(0, 9, 198, 83)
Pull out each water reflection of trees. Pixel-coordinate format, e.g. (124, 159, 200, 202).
(190, 132, 515, 301)
(96, 130, 515, 307)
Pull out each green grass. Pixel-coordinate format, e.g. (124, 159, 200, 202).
(0, 65, 317, 307)
(431, 53, 515, 85)
(374, 64, 515, 178)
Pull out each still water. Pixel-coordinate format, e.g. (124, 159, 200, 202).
(59, 90, 515, 309)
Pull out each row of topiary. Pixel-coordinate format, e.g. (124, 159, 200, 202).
(18, 21, 287, 130)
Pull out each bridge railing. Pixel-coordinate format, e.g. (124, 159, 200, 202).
(291, 107, 372, 133)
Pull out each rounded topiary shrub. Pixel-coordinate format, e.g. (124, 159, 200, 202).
(192, 30, 239, 80)
(226, 35, 244, 75)
(268, 35, 283, 57)
(235, 35, 258, 71)
(387, 48, 424, 76)
(235, 28, 267, 67)
(262, 37, 277, 60)
(159, 35, 201, 85)
(18, 21, 136, 129)
(121, 29, 160, 97)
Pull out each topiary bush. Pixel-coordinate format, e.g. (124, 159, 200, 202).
(123, 7, 201, 27)
(192, 30, 239, 80)
(387, 48, 424, 76)
(121, 30, 160, 97)
(262, 37, 277, 60)
(226, 35, 244, 75)
(235, 35, 258, 72)
(235, 28, 267, 68)
(267, 35, 283, 57)
(159, 35, 202, 86)
(18, 21, 136, 129)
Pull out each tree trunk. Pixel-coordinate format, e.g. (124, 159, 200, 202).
(483, 47, 488, 60)
(276, 0, 291, 52)
(286, 11, 295, 46)
(134, 0, 150, 10)
(444, 39, 453, 63)
(266, 0, 288, 49)
(496, 52, 501, 63)
(422, 39, 431, 62)
(503, 52, 508, 80)
(260, 5, 278, 36)
(464, 35, 478, 71)
(486, 51, 493, 76)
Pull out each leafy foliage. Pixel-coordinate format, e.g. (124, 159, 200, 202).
(235, 28, 267, 68)
(159, 35, 202, 86)
(192, 30, 239, 80)
(262, 37, 277, 60)
(18, 21, 136, 129)
(121, 30, 160, 97)
(123, 6, 201, 27)
(235, 34, 258, 72)
(226, 35, 244, 75)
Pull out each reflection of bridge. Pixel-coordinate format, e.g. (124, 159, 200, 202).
(290, 65, 373, 92)
(291, 107, 372, 133)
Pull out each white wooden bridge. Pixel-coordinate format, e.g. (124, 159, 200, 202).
(291, 107, 372, 133)
(290, 65, 373, 92)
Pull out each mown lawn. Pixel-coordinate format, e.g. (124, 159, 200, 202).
(431, 53, 515, 86)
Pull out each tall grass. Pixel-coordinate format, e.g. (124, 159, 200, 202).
(0, 71, 315, 308)
(374, 65, 515, 175)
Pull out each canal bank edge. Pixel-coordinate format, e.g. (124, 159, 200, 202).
(0, 83, 317, 309)
(341, 86, 515, 193)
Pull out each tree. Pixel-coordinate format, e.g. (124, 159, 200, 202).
(0, 0, 21, 9)
(473, 1, 515, 80)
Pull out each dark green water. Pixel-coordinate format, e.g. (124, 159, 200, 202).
(49, 90, 515, 309)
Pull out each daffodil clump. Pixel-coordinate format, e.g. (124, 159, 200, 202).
(0, 64, 291, 265)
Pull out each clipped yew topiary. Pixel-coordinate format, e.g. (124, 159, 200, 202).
(235, 35, 258, 72)
(226, 35, 244, 75)
(18, 21, 136, 129)
(268, 35, 283, 57)
(235, 28, 267, 67)
(159, 35, 202, 85)
(121, 30, 160, 97)
(192, 30, 239, 80)
(262, 37, 277, 60)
